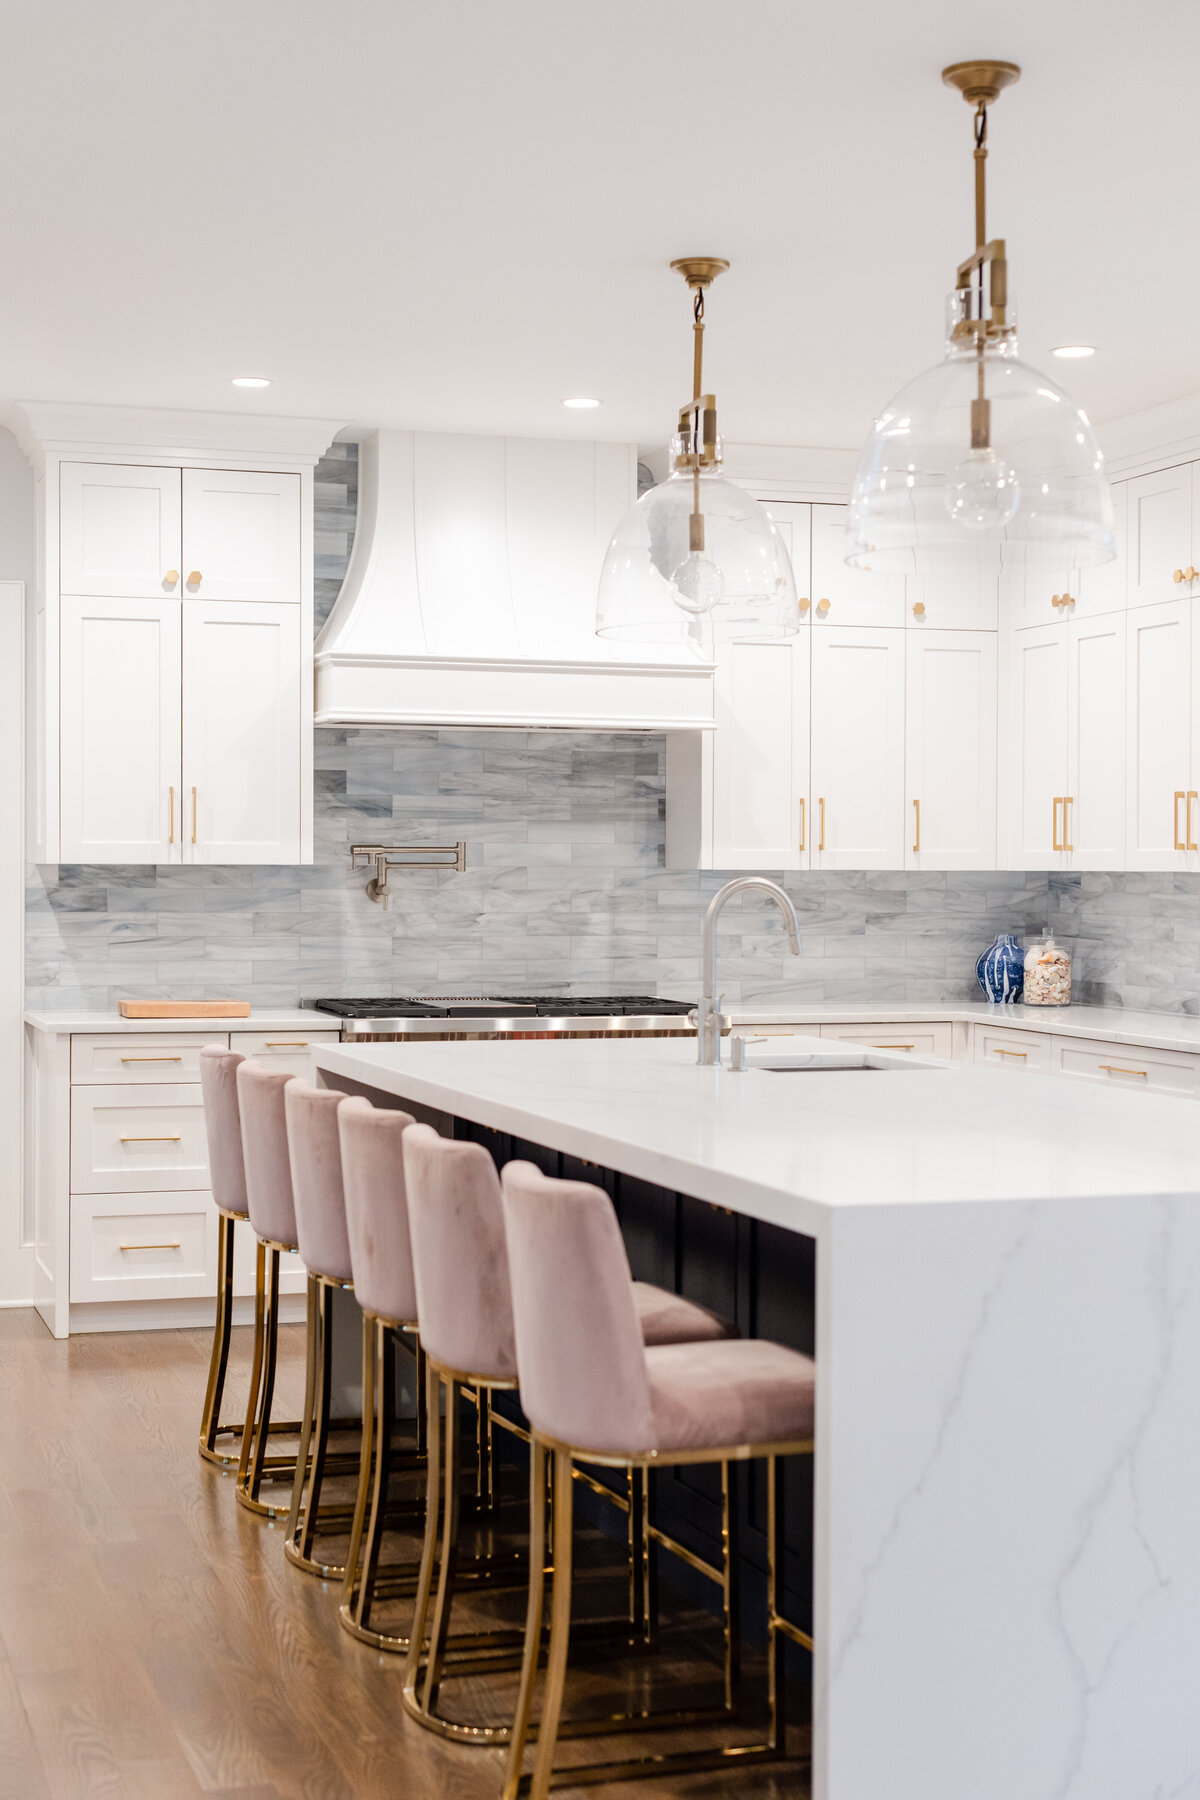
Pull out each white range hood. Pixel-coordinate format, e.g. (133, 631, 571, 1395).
(314, 428, 715, 731)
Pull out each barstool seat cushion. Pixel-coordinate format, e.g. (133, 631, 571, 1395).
(338, 1097, 418, 1323)
(199, 1044, 249, 1220)
(236, 1061, 300, 1250)
(645, 1338, 816, 1455)
(632, 1282, 731, 1346)
(285, 1082, 353, 1284)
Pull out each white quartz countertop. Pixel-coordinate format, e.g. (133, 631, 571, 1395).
(313, 1035, 1200, 1238)
(727, 999, 1200, 1054)
(24, 1008, 332, 1034)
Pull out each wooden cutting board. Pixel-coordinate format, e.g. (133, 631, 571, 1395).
(117, 999, 252, 1019)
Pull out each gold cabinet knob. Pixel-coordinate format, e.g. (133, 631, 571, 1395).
(911, 601, 926, 617)
(798, 597, 811, 613)
(1174, 569, 1186, 583)
(164, 569, 179, 588)
(1187, 567, 1199, 582)
(816, 598, 831, 615)
(187, 570, 202, 587)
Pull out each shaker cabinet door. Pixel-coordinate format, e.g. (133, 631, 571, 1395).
(60, 464, 182, 599)
(1005, 623, 1068, 870)
(1126, 465, 1193, 612)
(905, 630, 997, 870)
(711, 635, 810, 870)
(810, 503, 906, 629)
(182, 602, 301, 863)
(1066, 614, 1126, 869)
(59, 596, 182, 864)
(1125, 600, 1192, 869)
(181, 468, 301, 604)
(810, 627, 905, 869)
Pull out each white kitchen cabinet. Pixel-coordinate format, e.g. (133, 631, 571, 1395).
(906, 570, 998, 631)
(182, 468, 301, 604)
(811, 626, 905, 868)
(1001, 566, 1077, 632)
(1066, 613, 1126, 869)
(819, 1022, 954, 1059)
(59, 595, 182, 863)
(11, 404, 326, 865)
(1052, 1035, 1200, 1099)
(712, 636, 810, 869)
(758, 499, 812, 622)
(972, 1022, 1055, 1072)
(182, 603, 302, 863)
(1125, 599, 1193, 869)
(1126, 464, 1194, 611)
(59, 463, 182, 599)
(811, 503, 906, 629)
(1007, 622, 1069, 870)
(1074, 479, 1128, 619)
(905, 630, 997, 870)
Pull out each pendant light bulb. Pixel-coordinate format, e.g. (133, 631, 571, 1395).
(595, 260, 800, 646)
(848, 62, 1114, 577)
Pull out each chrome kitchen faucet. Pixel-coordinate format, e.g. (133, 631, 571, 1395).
(693, 877, 801, 1066)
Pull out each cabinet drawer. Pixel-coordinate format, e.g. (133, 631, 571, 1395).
(820, 1022, 953, 1059)
(973, 1024, 1054, 1071)
(230, 1029, 340, 1080)
(70, 1191, 216, 1303)
(71, 1083, 209, 1193)
(1053, 1036, 1200, 1099)
(71, 1032, 228, 1085)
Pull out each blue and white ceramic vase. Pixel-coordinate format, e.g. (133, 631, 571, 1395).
(976, 933, 1024, 1003)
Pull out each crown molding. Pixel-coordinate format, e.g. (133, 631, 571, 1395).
(3, 400, 346, 472)
(1098, 390, 1200, 481)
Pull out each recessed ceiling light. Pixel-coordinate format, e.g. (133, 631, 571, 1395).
(1051, 345, 1096, 359)
(563, 396, 601, 409)
(232, 375, 271, 388)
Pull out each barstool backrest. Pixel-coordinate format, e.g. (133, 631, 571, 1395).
(338, 1098, 418, 1324)
(402, 1124, 516, 1381)
(236, 1060, 299, 1249)
(501, 1162, 655, 1455)
(199, 1044, 248, 1219)
(284, 1081, 352, 1284)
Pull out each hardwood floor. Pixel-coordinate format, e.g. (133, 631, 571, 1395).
(0, 1312, 806, 1800)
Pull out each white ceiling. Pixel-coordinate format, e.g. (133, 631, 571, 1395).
(3, 0, 1198, 450)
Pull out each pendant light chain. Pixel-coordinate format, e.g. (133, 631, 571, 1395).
(692, 286, 705, 403)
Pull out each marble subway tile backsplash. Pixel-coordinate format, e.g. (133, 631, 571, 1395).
(1048, 872, 1200, 1014)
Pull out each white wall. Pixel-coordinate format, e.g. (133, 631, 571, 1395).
(0, 430, 32, 1304)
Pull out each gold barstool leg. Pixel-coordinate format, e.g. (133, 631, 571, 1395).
(198, 1210, 239, 1465)
(722, 1458, 741, 1718)
(501, 1436, 548, 1800)
(283, 1272, 321, 1546)
(403, 1360, 445, 1706)
(528, 1446, 575, 1800)
(341, 1312, 378, 1629)
(421, 1376, 463, 1712)
(236, 1242, 280, 1514)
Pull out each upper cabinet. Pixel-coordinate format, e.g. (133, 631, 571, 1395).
(810, 503, 906, 629)
(905, 631, 997, 870)
(60, 464, 183, 599)
(181, 469, 301, 604)
(10, 403, 335, 865)
(1126, 464, 1200, 611)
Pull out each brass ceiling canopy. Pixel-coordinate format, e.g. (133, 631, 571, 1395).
(941, 60, 1021, 107)
(669, 257, 730, 291)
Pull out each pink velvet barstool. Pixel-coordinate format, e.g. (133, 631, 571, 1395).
(281, 1080, 370, 1578)
(399, 1123, 737, 1747)
(235, 1059, 307, 1518)
(197, 1045, 250, 1467)
(336, 1096, 425, 1651)
(500, 1161, 817, 1800)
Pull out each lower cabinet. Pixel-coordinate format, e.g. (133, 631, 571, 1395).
(972, 1022, 1055, 1073)
(820, 1022, 954, 1059)
(1052, 1034, 1200, 1099)
(59, 1026, 339, 1318)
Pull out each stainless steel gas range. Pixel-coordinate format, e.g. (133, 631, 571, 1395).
(303, 995, 697, 1042)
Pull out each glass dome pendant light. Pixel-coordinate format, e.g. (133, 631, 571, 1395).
(847, 61, 1115, 577)
(595, 258, 800, 647)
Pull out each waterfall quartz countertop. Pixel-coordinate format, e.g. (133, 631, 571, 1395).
(312, 1033, 1200, 1232)
(314, 1032, 1200, 1800)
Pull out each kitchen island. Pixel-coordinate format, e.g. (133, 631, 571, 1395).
(313, 1034, 1200, 1800)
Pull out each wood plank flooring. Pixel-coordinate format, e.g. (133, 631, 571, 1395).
(0, 1311, 806, 1800)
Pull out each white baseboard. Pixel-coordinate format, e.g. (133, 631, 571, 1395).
(0, 1296, 35, 1309)
(66, 1294, 308, 1334)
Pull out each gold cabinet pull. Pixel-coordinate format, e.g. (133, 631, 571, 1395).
(187, 570, 202, 587)
(168, 785, 175, 844)
(992, 1047, 1028, 1058)
(798, 597, 811, 613)
(1052, 796, 1063, 852)
(1175, 790, 1187, 852)
(164, 569, 179, 588)
(912, 797, 920, 853)
(816, 598, 831, 616)
(1188, 567, 1199, 582)
(1051, 594, 1062, 608)
(911, 601, 926, 618)
(1098, 1064, 1148, 1077)
(264, 1041, 308, 1048)
(1063, 795, 1074, 853)
(818, 797, 825, 852)
(1173, 568, 1187, 584)
(119, 1133, 183, 1143)
(872, 1043, 915, 1051)
(798, 796, 805, 853)
(1188, 791, 1198, 852)
(191, 786, 198, 845)
(119, 1241, 182, 1252)
(120, 1056, 182, 1063)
